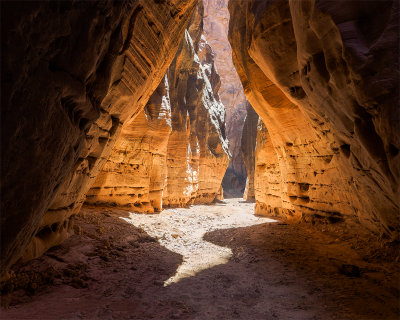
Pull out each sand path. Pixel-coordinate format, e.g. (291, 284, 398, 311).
(1, 199, 398, 319)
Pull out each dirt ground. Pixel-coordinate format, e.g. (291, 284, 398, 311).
(1, 199, 399, 320)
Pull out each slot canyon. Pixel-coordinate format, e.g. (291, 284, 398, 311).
(0, 0, 399, 319)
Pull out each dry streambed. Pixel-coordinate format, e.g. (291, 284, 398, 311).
(122, 199, 275, 285)
(1, 199, 398, 319)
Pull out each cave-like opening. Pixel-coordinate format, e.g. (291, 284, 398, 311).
(1, 0, 399, 319)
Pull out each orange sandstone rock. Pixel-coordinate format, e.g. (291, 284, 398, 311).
(229, 0, 399, 237)
(86, 75, 172, 213)
(203, 0, 248, 196)
(164, 20, 230, 207)
(86, 3, 230, 212)
(1, 0, 198, 274)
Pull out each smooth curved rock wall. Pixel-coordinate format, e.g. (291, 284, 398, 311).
(1, 0, 197, 275)
(86, 75, 172, 212)
(228, 0, 399, 237)
(86, 3, 230, 212)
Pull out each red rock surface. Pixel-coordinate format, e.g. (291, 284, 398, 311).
(85, 75, 172, 212)
(1, 0, 198, 277)
(164, 9, 230, 207)
(203, 0, 248, 196)
(86, 3, 230, 212)
(228, 0, 399, 237)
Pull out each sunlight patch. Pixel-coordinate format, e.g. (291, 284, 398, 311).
(120, 199, 276, 285)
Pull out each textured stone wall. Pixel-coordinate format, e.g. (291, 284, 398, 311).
(203, 0, 248, 197)
(228, 0, 399, 237)
(241, 103, 259, 201)
(1, 0, 198, 275)
(86, 75, 172, 212)
(86, 3, 230, 212)
(254, 119, 284, 216)
(164, 14, 231, 207)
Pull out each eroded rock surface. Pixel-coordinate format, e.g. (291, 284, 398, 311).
(1, 0, 198, 275)
(86, 3, 230, 212)
(164, 4, 230, 207)
(203, 0, 248, 197)
(228, 0, 399, 237)
(86, 75, 172, 212)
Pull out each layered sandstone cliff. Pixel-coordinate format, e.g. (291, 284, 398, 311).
(163, 34, 230, 206)
(229, 0, 399, 237)
(85, 75, 172, 212)
(1, 0, 198, 275)
(241, 103, 259, 201)
(203, 0, 247, 197)
(86, 4, 230, 212)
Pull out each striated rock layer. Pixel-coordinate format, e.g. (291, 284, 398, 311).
(228, 0, 399, 237)
(241, 103, 259, 201)
(86, 3, 230, 212)
(1, 0, 198, 275)
(203, 0, 248, 197)
(164, 34, 230, 207)
(86, 75, 172, 212)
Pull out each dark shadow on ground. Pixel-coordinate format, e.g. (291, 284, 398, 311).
(200, 223, 400, 320)
(0, 206, 184, 319)
(1, 209, 399, 320)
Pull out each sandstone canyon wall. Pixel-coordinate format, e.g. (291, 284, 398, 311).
(1, 0, 198, 276)
(229, 0, 399, 238)
(241, 103, 259, 201)
(164, 33, 230, 207)
(203, 0, 248, 197)
(86, 4, 230, 212)
(85, 75, 172, 212)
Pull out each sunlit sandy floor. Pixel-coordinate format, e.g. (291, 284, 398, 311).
(122, 198, 276, 285)
(1, 198, 398, 319)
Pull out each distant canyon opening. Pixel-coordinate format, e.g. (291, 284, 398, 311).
(1, 0, 399, 319)
(203, 0, 249, 199)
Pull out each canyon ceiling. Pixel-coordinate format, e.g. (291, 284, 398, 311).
(1, 0, 399, 278)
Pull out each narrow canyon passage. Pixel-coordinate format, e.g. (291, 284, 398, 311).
(1, 199, 398, 319)
(1, 0, 399, 319)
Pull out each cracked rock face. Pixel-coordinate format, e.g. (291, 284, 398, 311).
(86, 3, 230, 212)
(1, 0, 198, 276)
(228, 0, 399, 236)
